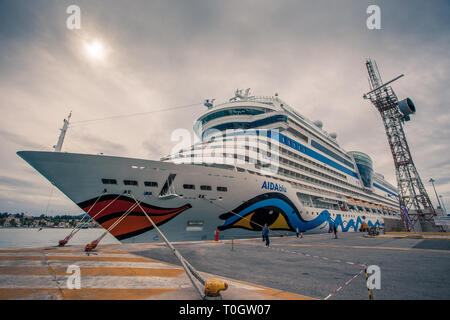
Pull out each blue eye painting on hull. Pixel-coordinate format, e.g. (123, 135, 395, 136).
(218, 193, 382, 233)
(218, 193, 329, 232)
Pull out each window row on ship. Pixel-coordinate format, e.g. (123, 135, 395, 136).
(285, 118, 352, 162)
(101, 178, 228, 193)
(172, 150, 397, 210)
(176, 143, 347, 182)
(200, 134, 398, 199)
(304, 208, 394, 217)
(275, 156, 395, 205)
(279, 106, 349, 159)
(193, 124, 354, 174)
(276, 167, 397, 210)
(193, 160, 397, 216)
(175, 137, 348, 181)
(172, 146, 395, 207)
(103, 174, 394, 215)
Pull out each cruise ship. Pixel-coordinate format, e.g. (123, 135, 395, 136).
(17, 89, 401, 243)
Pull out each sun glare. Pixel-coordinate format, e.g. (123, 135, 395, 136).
(84, 40, 106, 60)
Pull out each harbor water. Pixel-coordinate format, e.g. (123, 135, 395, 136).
(0, 228, 120, 249)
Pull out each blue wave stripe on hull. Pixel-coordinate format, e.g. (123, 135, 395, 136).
(223, 198, 329, 231)
(220, 193, 382, 233)
(330, 214, 381, 232)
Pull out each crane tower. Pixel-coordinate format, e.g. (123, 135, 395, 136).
(363, 59, 441, 232)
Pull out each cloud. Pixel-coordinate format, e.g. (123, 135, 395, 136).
(0, 175, 40, 189)
(67, 132, 129, 155)
(0, 0, 449, 214)
(0, 129, 50, 150)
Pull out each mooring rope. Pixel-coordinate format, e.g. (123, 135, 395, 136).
(130, 193, 206, 299)
(69, 102, 202, 127)
(84, 194, 144, 251)
(59, 193, 123, 246)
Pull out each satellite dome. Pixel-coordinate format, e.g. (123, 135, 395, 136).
(330, 132, 337, 139)
(313, 120, 323, 128)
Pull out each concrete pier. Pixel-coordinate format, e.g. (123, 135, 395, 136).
(1, 232, 449, 300)
(0, 244, 313, 300)
(129, 232, 450, 300)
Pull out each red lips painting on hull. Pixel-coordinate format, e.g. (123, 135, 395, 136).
(77, 195, 192, 240)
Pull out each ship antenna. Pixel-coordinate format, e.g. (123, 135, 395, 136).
(53, 111, 72, 152)
(204, 99, 215, 109)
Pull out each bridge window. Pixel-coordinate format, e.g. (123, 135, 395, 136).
(217, 186, 228, 192)
(202, 115, 287, 139)
(200, 185, 212, 191)
(144, 181, 158, 187)
(124, 180, 138, 186)
(199, 108, 266, 126)
(183, 184, 195, 190)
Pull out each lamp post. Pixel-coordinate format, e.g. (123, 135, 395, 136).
(429, 178, 442, 209)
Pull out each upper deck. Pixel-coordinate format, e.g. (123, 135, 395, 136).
(163, 89, 399, 210)
(195, 90, 356, 169)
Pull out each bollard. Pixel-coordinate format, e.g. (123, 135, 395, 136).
(231, 238, 234, 251)
(85, 240, 99, 252)
(204, 279, 228, 300)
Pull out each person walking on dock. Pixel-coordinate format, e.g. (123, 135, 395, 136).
(296, 227, 299, 238)
(262, 224, 270, 247)
(333, 224, 338, 239)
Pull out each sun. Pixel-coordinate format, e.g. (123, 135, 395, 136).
(84, 40, 106, 60)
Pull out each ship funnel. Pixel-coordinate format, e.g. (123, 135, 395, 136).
(398, 98, 415, 121)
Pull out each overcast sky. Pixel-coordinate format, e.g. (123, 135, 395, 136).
(0, 0, 449, 215)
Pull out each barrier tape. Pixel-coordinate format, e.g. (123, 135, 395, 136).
(268, 246, 365, 268)
(323, 269, 364, 300)
(267, 244, 370, 300)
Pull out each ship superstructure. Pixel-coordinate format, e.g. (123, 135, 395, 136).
(164, 90, 400, 215)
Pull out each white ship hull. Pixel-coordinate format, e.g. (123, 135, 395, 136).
(18, 151, 386, 243)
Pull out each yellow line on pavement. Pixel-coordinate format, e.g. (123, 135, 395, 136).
(0, 256, 158, 262)
(0, 288, 176, 300)
(0, 266, 184, 277)
(265, 243, 450, 254)
(386, 232, 449, 236)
